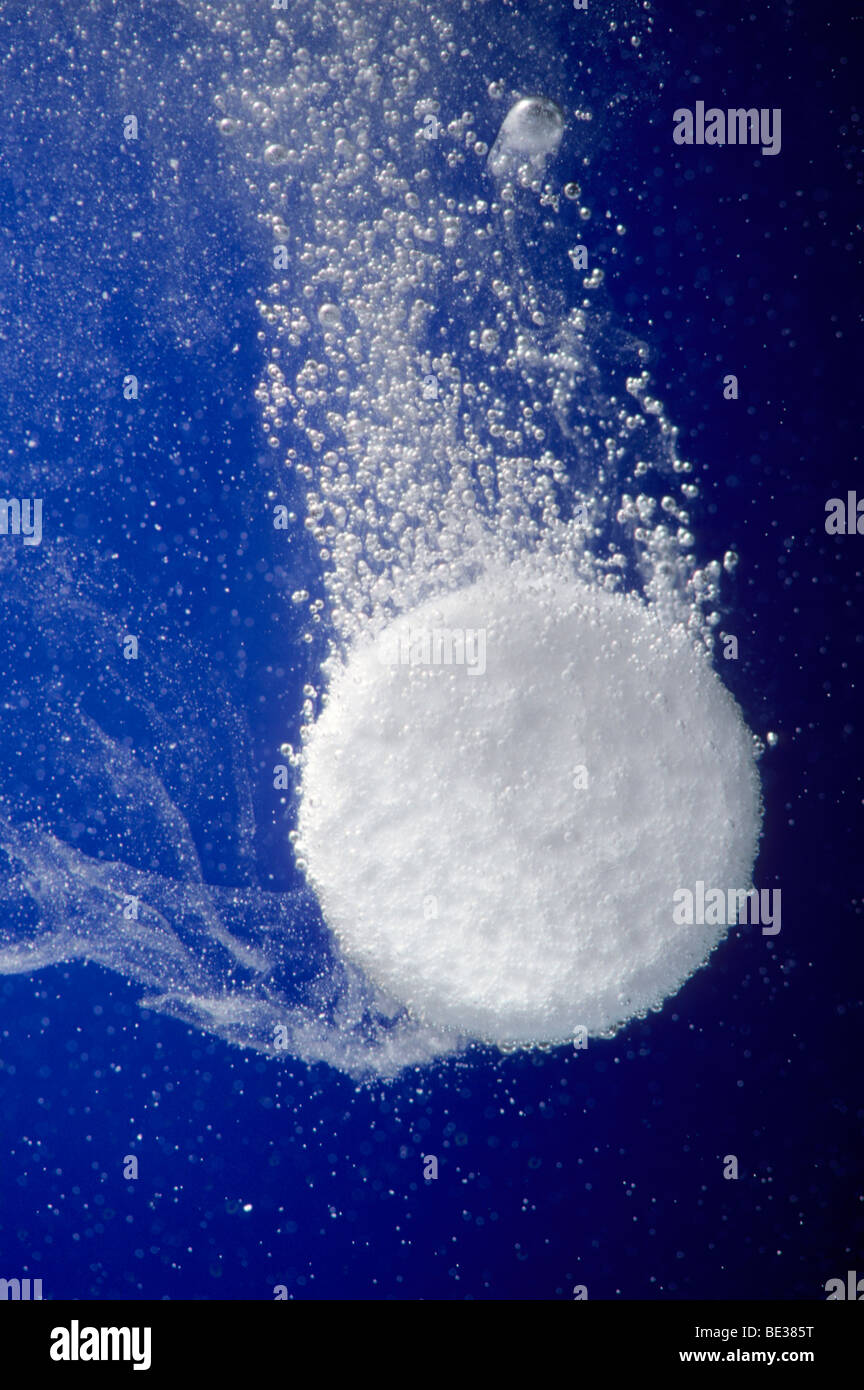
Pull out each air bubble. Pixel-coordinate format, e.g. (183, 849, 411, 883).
(263, 143, 292, 165)
(487, 96, 565, 184)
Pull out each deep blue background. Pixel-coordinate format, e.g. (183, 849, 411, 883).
(0, 0, 860, 1300)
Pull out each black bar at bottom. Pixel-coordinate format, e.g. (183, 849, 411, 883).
(0, 1298, 858, 1375)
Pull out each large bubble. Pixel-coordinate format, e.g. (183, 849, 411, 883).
(487, 96, 565, 183)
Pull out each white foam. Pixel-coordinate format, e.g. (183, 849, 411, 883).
(298, 565, 762, 1046)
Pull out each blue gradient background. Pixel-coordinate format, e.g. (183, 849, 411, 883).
(0, 0, 860, 1300)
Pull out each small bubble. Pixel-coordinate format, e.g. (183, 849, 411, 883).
(318, 303, 342, 330)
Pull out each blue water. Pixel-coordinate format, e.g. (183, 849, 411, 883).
(0, 0, 860, 1300)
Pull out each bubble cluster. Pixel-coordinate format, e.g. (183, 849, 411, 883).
(206, 0, 762, 1061)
